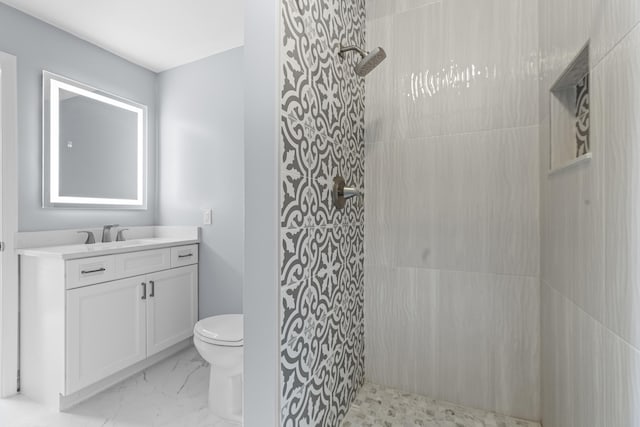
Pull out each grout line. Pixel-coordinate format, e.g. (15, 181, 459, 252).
(591, 20, 640, 71)
(362, 263, 539, 281)
(364, 124, 540, 146)
(366, 1, 445, 25)
(541, 279, 640, 355)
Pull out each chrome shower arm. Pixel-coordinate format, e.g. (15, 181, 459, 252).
(339, 45, 368, 58)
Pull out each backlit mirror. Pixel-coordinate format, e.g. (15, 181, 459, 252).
(42, 71, 147, 208)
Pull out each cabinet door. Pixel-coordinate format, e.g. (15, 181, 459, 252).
(66, 277, 146, 394)
(146, 265, 198, 356)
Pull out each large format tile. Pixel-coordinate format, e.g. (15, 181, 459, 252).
(364, 265, 439, 397)
(600, 25, 640, 351)
(540, 54, 604, 322)
(364, 15, 394, 145)
(390, 3, 444, 141)
(365, 266, 540, 420)
(540, 281, 557, 426)
(491, 276, 541, 419)
(603, 325, 640, 427)
(363, 141, 403, 267)
(541, 282, 605, 427)
(442, 0, 539, 134)
(540, 155, 605, 322)
(539, 3, 640, 427)
(364, 0, 541, 423)
(436, 270, 539, 420)
(538, 0, 591, 96)
(365, 0, 442, 21)
(367, 0, 539, 142)
(591, 0, 640, 65)
(365, 3, 445, 144)
(368, 127, 539, 277)
(541, 282, 574, 427)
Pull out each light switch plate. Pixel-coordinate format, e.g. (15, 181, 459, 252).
(202, 208, 212, 225)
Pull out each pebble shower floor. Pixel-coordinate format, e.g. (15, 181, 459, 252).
(342, 382, 541, 427)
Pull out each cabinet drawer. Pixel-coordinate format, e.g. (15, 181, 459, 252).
(66, 255, 116, 289)
(170, 245, 198, 268)
(115, 249, 171, 278)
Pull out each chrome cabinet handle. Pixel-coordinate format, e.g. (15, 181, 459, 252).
(141, 282, 147, 300)
(178, 253, 193, 258)
(149, 280, 155, 297)
(81, 267, 106, 274)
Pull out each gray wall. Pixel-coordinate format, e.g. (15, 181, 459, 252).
(0, 3, 157, 231)
(243, 0, 281, 424)
(157, 48, 244, 318)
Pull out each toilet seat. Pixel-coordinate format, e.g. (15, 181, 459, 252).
(194, 314, 243, 347)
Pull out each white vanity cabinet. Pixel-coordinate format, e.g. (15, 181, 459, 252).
(19, 241, 199, 410)
(145, 266, 198, 356)
(66, 275, 147, 393)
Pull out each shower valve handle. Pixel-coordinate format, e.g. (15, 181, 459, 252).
(332, 175, 363, 210)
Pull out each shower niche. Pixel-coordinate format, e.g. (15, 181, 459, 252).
(549, 43, 590, 172)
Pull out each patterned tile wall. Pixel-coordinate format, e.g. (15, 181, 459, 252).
(575, 74, 590, 156)
(280, 0, 366, 425)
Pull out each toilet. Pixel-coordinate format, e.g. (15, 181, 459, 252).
(193, 314, 243, 422)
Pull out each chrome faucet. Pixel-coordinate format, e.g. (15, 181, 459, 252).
(116, 228, 128, 242)
(101, 224, 119, 243)
(77, 230, 96, 244)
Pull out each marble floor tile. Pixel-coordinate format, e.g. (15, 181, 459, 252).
(342, 382, 540, 427)
(0, 346, 239, 427)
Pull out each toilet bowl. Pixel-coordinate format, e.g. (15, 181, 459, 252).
(193, 314, 243, 422)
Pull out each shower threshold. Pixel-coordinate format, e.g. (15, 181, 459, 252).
(342, 382, 540, 427)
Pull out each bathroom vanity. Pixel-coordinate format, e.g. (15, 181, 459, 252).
(18, 236, 199, 410)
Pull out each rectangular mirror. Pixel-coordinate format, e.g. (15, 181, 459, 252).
(43, 71, 147, 208)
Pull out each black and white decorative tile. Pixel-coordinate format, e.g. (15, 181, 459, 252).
(281, 335, 311, 405)
(280, 0, 366, 424)
(308, 226, 342, 277)
(575, 74, 590, 156)
(281, 172, 308, 229)
(550, 44, 590, 171)
(281, 115, 310, 178)
(340, 224, 355, 262)
(282, 365, 335, 427)
(281, 280, 310, 346)
(281, 228, 309, 286)
(281, 0, 314, 125)
(306, 178, 341, 227)
(308, 130, 341, 183)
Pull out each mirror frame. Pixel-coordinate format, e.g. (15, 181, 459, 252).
(42, 71, 148, 209)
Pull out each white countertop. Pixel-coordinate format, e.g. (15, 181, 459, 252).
(17, 237, 199, 260)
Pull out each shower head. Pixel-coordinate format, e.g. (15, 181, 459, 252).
(339, 45, 387, 77)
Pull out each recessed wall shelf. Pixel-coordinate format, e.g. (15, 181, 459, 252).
(549, 42, 590, 173)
